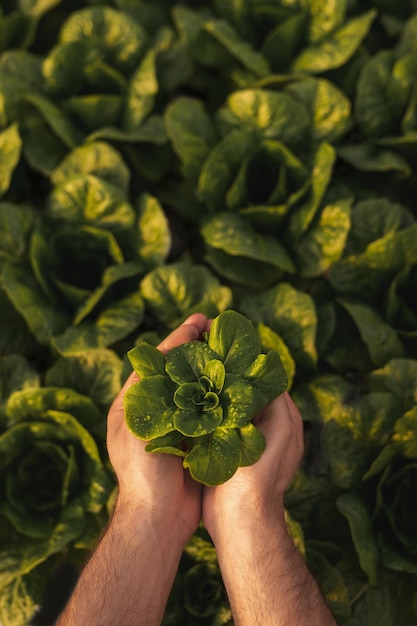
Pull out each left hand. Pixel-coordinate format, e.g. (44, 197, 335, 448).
(202, 391, 304, 544)
(107, 313, 209, 543)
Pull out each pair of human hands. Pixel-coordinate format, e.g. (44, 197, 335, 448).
(107, 313, 304, 548)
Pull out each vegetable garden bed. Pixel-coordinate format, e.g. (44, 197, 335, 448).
(0, 1, 417, 624)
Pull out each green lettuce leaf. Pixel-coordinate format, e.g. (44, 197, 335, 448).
(220, 375, 267, 428)
(51, 141, 130, 193)
(166, 342, 221, 383)
(71, 263, 142, 326)
(173, 6, 270, 78)
(19, 0, 61, 17)
(45, 349, 123, 410)
(238, 423, 266, 466)
(184, 428, 243, 486)
(165, 96, 217, 184)
(1, 263, 69, 346)
(201, 212, 295, 289)
(292, 10, 377, 73)
(0, 124, 22, 198)
(328, 224, 417, 301)
(367, 359, 417, 415)
(288, 142, 336, 239)
(183, 561, 224, 618)
(355, 48, 417, 139)
(322, 302, 374, 373)
(0, 51, 44, 125)
(29, 222, 125, 308)
(0, 203, 33, 265)
(336, 493, 380, 585)
(25, 92, 83, 149)
(293, 198, 352, 277)
(127, 342, 165, 379)
(42, 40, 87, 96)
(64, 92, 122, 132)
(86, 114, 167, 145)
(306, 545, 351, 622)
(240, 283, 318, 371)
(52, 290, 145, 354)
(203, 19, 270, 78)
(217, 88, 310, 150)
(243, 350, 288, 402)
(6, 386, 104, 440)
(0, 356, 39, 430)
(294, 374, 401, 488)
(307, 0, 347, 44)
(58, 7, 148, 73)
(0, 506, 82, 593)
(285, 77, 352, 144)
(124, 375, 177, 440)
(348, 568, 417, 626)
(174, 401, 223, 437)
(208, 310, 260, 374)
(0, 289, 40, 357)
(338, 299, 404, 367)
(123, 49, 158, 131)
(140, 262, 232, 329)
(261, 9, 309, 73)
(257, 323, 295, 390)
(0, 564, 47, 626)
(19, 113, 68, 176)
(385, 265, 417, 342)
(197, 129, 259, 213)
(344, 198, 414, 257)
(134, 194, 171, 269)
(0, 10, 34, 55)
(48, 174, 136, 234)
(338, 142, 412, 173)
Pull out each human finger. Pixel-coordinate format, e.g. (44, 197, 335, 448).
(108, 313, 208, 427)
(254, 392, 304, 481)
(118, 313, 208, 394)
(259, 392, 302, 442)
(157, 313, 208, 355)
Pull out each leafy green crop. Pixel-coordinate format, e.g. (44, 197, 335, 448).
(0, 385, 112, 623)
(125, 310, 287, 485)
(1, 0, 417, 624)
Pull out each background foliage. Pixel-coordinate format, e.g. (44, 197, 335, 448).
(0, 0, 417, 624)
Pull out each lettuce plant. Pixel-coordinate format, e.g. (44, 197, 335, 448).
(166, 83, 352, 288)
(124, 310, 287, 485)
(366, 414, 417, 573)
(336, 405, 417, 581)
(0, 386, 112, 599)
(385, 264, 417, 349)
(163, 531, 232, 624)
(1, 1, 417, 623)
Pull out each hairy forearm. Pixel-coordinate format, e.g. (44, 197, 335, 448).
(56, 503, 184, 626)
(213, 511, 336, 626)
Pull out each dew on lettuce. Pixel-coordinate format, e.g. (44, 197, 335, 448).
(124, 310, 288, 485)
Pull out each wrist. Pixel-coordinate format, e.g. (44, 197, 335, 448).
(205, 490, 286, 547)
(211, 506, 288, 551)
(111, 496, 189, 558)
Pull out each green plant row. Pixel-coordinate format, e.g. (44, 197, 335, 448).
(0, 0, 416, 624)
